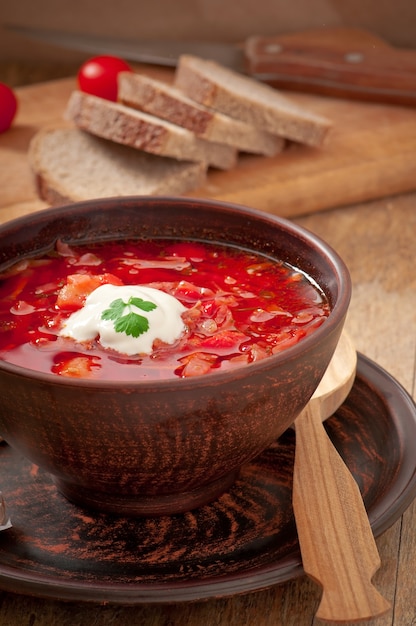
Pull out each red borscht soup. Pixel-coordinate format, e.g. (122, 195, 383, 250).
(0, 239, 330, 380)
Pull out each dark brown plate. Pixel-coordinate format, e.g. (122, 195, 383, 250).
(0, 353, 415, 605)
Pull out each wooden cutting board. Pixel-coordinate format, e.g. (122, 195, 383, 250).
(1, 64, 416, 223)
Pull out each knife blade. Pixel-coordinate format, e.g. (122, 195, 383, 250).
(7, 24, 416, 106)
(6, 24, 246, 71)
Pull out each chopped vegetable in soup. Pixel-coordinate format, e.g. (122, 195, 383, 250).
(0, 239, 330, 380)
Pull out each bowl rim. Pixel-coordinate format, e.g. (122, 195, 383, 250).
(0, 196, 351, 389)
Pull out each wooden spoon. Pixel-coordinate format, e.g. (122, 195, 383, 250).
(292, 331, 391, 622)
(0, 493, 6, 526)
(0, 492, 12, 531)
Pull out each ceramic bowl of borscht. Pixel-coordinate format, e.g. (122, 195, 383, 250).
(0, 196, 351, 516)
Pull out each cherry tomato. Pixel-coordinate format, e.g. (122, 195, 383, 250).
(0, 83, 18, 134)
(77, 55, 132, 101)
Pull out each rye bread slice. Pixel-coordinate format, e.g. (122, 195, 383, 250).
(28, 127, 207, 205)
(65, 90, 237, 170)
(118, 72, 285, 156)
(174, 55, 332, 147)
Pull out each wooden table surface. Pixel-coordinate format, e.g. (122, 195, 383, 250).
(0, 71, 415, 625)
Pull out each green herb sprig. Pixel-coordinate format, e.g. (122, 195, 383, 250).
(101, 297, 157, 338)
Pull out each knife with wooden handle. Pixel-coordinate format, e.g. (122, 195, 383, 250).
(245, 28, 416, 105)
(7, 24, 416, 105)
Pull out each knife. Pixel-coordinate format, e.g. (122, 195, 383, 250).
(7, 24, 416, 106)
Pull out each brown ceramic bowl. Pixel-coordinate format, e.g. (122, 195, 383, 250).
(0, 197, 351, 516)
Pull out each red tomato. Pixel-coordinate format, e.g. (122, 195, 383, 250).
(0, 83, 18, 134)
(77, 55, 132, 101)
(176, 353, 218, 378)
(198, 329, 248, 349)
(56, 273, 123, 310)
(52, 354, 100, 378)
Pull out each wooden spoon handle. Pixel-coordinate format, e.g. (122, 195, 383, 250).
(293, 403, 390, 622)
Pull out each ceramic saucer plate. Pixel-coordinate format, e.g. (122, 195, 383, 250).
(0, 353, 415, 605)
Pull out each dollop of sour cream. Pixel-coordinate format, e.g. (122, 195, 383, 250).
(60, 284, 187, 356)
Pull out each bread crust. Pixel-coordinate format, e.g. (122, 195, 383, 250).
(119, 73, 213, 134)
(174, 55, 332, 147)
(65, 91, 237, 170)
(119, 72, 284, 156)
(28, 127, 207, 205)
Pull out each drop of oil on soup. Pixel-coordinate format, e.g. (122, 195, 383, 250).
(0, 239, 330, 380)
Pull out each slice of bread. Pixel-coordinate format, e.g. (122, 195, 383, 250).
(118, 72, 285, 157)
(174, 55, 332, 147)
(65, 90, 237, 170)
(28, 127, 207, 205)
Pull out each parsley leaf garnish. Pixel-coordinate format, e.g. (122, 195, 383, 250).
(101, 296, 157, 338)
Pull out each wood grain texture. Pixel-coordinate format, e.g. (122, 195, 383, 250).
(0, 68, 415, 625)
(2, 68, 416, 219)
(297, 193, 416, 626)
(245, 28, 416, 105)
(293, 409, 389, 622)
(1, 353, 415, 617)
(292, 333, 390, 622)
